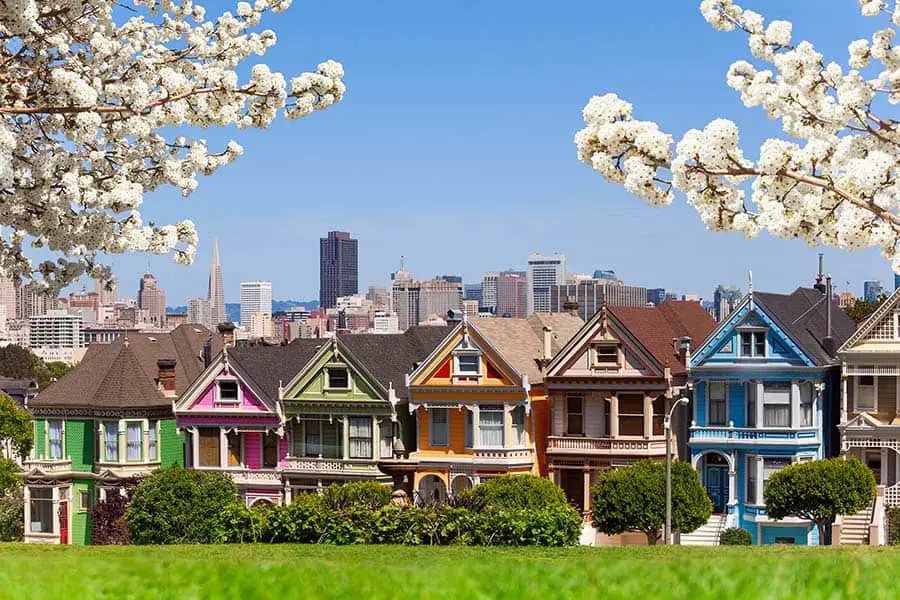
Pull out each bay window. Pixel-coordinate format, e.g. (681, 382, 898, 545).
(857, 374, 876, 411)
(512, 405, 526, 446)
(763, 458, 791, 493)
(380, 421, 393, 458)
(566, 395, 584, 435)
(746, 455, 789, 505)
(263, 432, 279, 468)
(48, 420, 63, 459)
(618, 393, 644, 437)
(799, 382, 814, 427)
(305, 421, 322, 457)
(763, 382, 791, 427)
(479, 405, 505, 448)
(29, 487, 54, 534)
(104, 421, 119, 462)
(292, 420, 342, 459)
(429, 408, 449, 447)
(708, 382, 727, 426)
(349, 418, 373, 459)
(148, 421, 158, 461)
(227, 431, 242, 467)
(126, 422, 142, 461)
(198, 428, 220, 467)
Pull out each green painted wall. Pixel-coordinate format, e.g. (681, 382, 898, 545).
(160, 419, 184, 467)
(33, 420, 45, 458)
(284, 346, 383, 403)
(70, 479, 94, 545)
(65, 419, 95, 472)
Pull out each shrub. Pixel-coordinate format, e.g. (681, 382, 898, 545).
(468, 475, 569, 511)
(719, 527, 752, 546)
(125, 465, 243, 544)
(322, 481, 391, 511)
(268, 493, 328, 543)
(0, 488, 23, 542)
(91, 478, 141, 545)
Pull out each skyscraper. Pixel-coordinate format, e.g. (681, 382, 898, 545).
(864, 280, 884, 303)
(550, 279, 647, 320)
(187, 297, 210, 327)
(713, 285, 743, 322)
(496, 273, 528, 318)
(208, 237, 226, 327)
(419, 277, 463, 321)
(0, 275, 16, 322)
(320, 231, 358, 309)
(240, 281, 273, 327)
(481, 272, 499, 314)
(138, 272, 166, 326)
(527, 252, 566, 314)
(93, 276, 118, 305)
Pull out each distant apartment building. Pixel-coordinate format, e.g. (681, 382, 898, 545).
(187, 297, 210, 327)
(463, 299, 479, 320)
(647, 288, 667, 306)
(240, 281, 273, 327)
(464, 283, 483, 305)
(838, 291, 856, 309)
(248, 312, 274, 339)
(550, 278, 647, 321)
(17, 281, 54, 319)
(527, 252, 565, 314)
(371, 311, 400, 334)
(713, 285, 742, 322)
(367, 286, 389, 310)
(137, 272, 166, 326)
(481, 272, 499, 313)
(68, 290, 100, 323)
(319, 231, 358, 309)
(391, 266, 420, 331)
(496, 273, 528, 318)
(93, 277, 118, 306)
(864, 279, 884, 303)
(419, 277, 463, 321)
(29, 310, 83, 364)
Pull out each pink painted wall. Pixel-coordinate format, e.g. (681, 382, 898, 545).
(178, 415, 279, 426)
(188, 366, 272, 413)
(279, 436, 289, 467)
(245, 432, 262, 469)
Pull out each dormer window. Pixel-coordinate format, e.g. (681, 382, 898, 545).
(217, 379, 239, 404)
(739, 331, 766, 357)
(457, 354, 480, 375)
(591, 343, 620, 368)
(326, 367, 350, 390)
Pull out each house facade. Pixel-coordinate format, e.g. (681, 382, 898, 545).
(837, 288, 900, 509)
(22, 325, 219, 544)
(688, 287, 853, 545)
(406, 314, 582, 503)
(544, 301, 716, 513)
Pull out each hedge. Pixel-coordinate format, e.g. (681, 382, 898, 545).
(719, 527, 752, 546)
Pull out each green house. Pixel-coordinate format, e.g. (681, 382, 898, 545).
(22, 325, 220, 544)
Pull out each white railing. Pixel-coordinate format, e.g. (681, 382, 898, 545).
(282, 457, 380, 473)
(843, 438, 900, 451)
(690, 426, 818, 442)
(845, 366, 900, 376)
(473, 448, 532, 461)
(23, 458, 72, 472)
(885, 483, 900, 507)
(547, 437, 668, 453)
(228, 469, 281, 484)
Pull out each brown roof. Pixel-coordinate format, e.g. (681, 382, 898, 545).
(32, 324, 222, 410)
(473, 313, 584, 384)
(608, 301, 716, 376)
(227, 339, 328, 401)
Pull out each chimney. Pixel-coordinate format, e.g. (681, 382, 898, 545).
(679, 336, 692, 370)
(823, 275, 836, 356)
(542, 326, 553, 361)
(217, 322, 236, 347)
(157, 358, 177, 397)
(202, 336, 212, 368)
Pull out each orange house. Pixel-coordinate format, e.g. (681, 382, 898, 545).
(407, 313, 582, 502)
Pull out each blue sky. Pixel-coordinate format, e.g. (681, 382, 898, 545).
(85, 1, 892, 304)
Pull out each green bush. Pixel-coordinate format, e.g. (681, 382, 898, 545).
(468, 475, 569, 511)
(322, 481, 391, 511)
(268, 493, 329, 543)
(125, 465, 244, 544)
(719, 527, 752, 546)
(0, 488, 23, 542)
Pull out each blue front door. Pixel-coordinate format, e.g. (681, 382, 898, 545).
(706, 466, 728, 513)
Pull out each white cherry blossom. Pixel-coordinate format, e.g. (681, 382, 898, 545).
(576, 1, 900, 270)
(0, 1, 344, 287)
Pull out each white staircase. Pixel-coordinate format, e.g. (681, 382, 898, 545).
(680, 514, 727, 546)
(840, 504, 874, 546)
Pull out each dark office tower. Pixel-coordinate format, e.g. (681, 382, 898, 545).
(319, 231, 358, 309)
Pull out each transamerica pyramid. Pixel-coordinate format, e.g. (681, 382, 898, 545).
(208, 237, 226, 327)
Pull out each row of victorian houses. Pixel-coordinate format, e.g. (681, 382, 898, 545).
(19, 274, 900, 546)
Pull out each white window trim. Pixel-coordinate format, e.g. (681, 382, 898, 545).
(478, 404, 506, 449)
(762, 382, 793, 429)
(746, 454, 762, 506)
(224, 430, 245, 468)
(215, 377, 241, 405)
(124, 420, 144, 463)
(707, 381, 728, 426)
(47, 419, 65, 460)
(590, 343, 621, 369)
(853, 373, 878, 413)
(324, 366, 352, 391)
(737, 328, 768, 359)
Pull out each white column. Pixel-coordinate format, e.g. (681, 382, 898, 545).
(728, 450, 737, 505)
(52, 486, 60, 538)
(342, 417, 350, 460)
(756, 382, 764, 427)
(583, 467, 592, 512)
(191, 427, 200, 468)
(754, 456, 764, 505)
(609, 395, 619, 438)
(841, 377, 848, 424)
(23, 486, 30, 536)
(504, 404, 512, 448)
(599, 394, 607, 437)
(882, 448, 889, 486)
(643, 394, 652, 439)
(372, 416, 380, 459)
(790, 381, 800, 428)
(219, 427, 227, 468)
(472, 404, 480, 449)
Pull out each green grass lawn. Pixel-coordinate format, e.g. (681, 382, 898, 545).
(0, 544, 896, 600)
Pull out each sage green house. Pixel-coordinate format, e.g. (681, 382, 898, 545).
(22, 325, 220, 544)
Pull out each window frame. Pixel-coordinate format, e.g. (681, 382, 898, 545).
(454, 353, 481, 376)
(48, 420, 64, 460)
(738, 329, 767, 358)
(348, 417, 373, 459)
(511, 405, 527, 447)
(464, 409, 474, 449)
(762, 382, 792, 428)
(565, 394, 584, 436)
(216, 378, 240, 404)
(854, 372, 877, 412)
(28, 486, 54, 534)
(103, 421, 119, 463)
(147, 420, 158, 462)
(617, 393, 645, 437)
(591, 343, 620, 368)
(125, 420, 143, 462)
(262, 431, 279, 468)
(799, 382, 814, 428)
(707, 382, 728, 426)
(226, 430, 243, 467)
(325, 366, 351, 390)
(746, 382, 757, 427)
(429, 408, 449, 448)
(78, 489, 91, 512)
(478, 404, 505, 448)
(198, 427, 221, 468)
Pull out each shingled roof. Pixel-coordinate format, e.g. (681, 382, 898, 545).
(226, 338, 326, 401)
(753, 287, 855, 366)
(473, 313, 583, 384)
(337, 326, 453, 399)
(609, 301, 717, 376)
(32, 324, 222, 409)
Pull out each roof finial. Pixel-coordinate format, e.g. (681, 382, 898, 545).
(748, 270, 753, 297)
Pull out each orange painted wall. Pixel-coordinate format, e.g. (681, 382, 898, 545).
(531, 387, 549, 477)
(416, 406, 473, 456)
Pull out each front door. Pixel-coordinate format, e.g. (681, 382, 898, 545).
(58, 501, 68, 545)
(561, 469, 585, 511)
(706, 466, 728, 513)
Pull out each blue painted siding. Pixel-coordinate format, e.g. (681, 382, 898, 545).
(694, 381, 707, 427)
(729, 383, 746, 427)
(759, 525, 814, 545)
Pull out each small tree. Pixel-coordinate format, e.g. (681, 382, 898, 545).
(0, 393, 32, 498)
(764, 458, 876, 545)
(591, 459, 712, 545)
(468, 474, 569, 512)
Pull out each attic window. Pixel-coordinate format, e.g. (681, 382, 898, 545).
(326, 367, 350, 390)
(457, 354, 480, 375)
(591, 343, 620, 368)
(217, 379, 239, 403)
(740, 331, 766, 358)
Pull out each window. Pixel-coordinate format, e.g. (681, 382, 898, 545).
(78, 489, 90, 511)
(857, 374, 876, 411)
(746, 383, 757, 427)
(126, 422, 142, 461)
(305, 421, 322, 457)
(618, 393, 644, 437)
(326, 367, 349, 389)
(746, 456, 758, 505)
(263, 432, 279, 468)
(592, 344, 619, 367)
(48, 420, 63, 460)
(380, 421, 393, 459)
(763, 458, 791, 493)
(218, 379, 239, 403)
(708, 382, 727, 426)
(652, 398, 665, 436)
(29, 487, 53, 534)
(740, 331, 766, 357)
(429, 408, 449, 447)
(104, 421, 119, 462)
(479, 405, 505, 447)
(566, 395, 584, 435)
(148, 421, 158, 461)
(799, 382, 814, 427)
(293, 420, 341, 459)
(512, 406, 526, 446)
(322, 420, 342, 459)
(227, 431, 241, 466)
(456, 354, 480, 375)
(349, 417, 373, 459)
(464, 409, 474, 448)
(763, 383, 791, 427)
(198, 428, 220, 467)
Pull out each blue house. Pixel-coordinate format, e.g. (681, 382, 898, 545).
(686, 285, 854, 545)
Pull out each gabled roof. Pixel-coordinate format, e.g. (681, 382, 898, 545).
(607, 302, 717, 376)
(31, 324, 222, 409)
(226, 338, 326, 402)
(753, 288, 855, 365)
(839, 286, 900, 352)
(472, 313, 583, 384)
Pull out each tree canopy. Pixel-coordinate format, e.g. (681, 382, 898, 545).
(591, 459, 712, 544)
(0, 393, 32, 497)
(0, 345, 71, 389)
(764, 458, 876, 544)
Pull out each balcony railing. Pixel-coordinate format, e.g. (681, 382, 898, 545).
(689, 426, 818, 443)
(547, 437, 668, 454)
(282, 457, 380, 474)
(472, 448, 533, 462)
(23, 458, 72, 472)
(227, 469, 281, 484)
